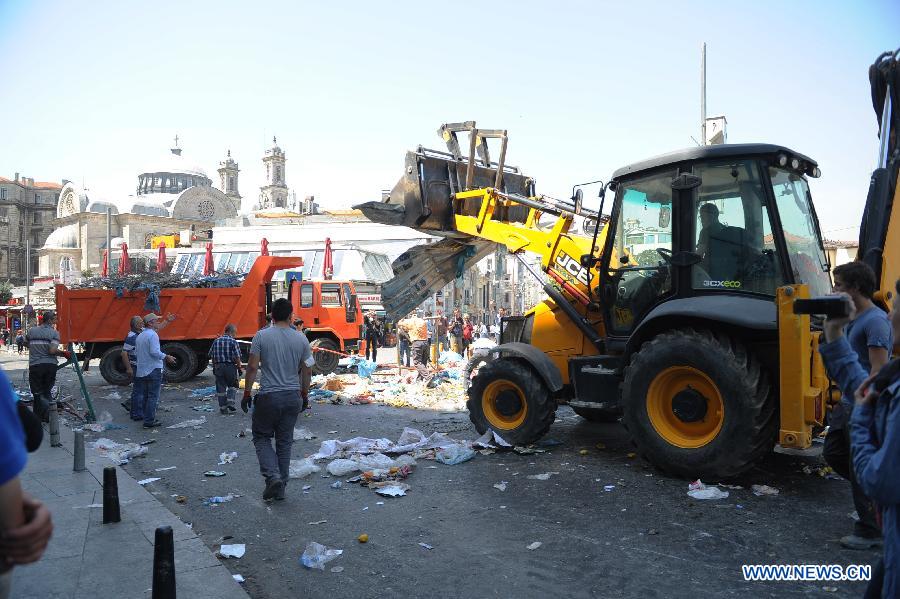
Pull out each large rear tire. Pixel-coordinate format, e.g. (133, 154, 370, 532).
(467, 359, 555, 446)
(193, 353, 209, 376)
(310, 338, 340, 375)
(99, 346, 131, 386)
(622, 328, 776, 480)
(162, 342, 198, 383)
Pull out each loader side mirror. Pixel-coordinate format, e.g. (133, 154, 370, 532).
(572, 189, 583, 215)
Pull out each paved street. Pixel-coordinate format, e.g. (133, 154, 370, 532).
(5, 351, 878, 598)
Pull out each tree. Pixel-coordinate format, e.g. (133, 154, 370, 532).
(0, 280, 12, 305)
(635, 249, 662, 267)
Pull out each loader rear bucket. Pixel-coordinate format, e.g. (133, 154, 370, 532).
(355, 148, 533, 234)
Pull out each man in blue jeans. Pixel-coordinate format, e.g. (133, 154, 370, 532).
(134, 313, 175, 428)
(242, 298, 314, 501)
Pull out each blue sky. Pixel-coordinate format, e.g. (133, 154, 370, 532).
(1, 0, 897, 240)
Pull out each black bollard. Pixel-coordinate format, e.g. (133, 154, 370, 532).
(73, 428, 85, 472)
(152, 526, 176, 599)
(102, 467, 121, 524)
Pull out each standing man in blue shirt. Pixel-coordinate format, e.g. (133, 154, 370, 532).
(135, 313, 175, 428)
(0, 368, 53, 597)
(120, 316, 143, 419)
(209, 324, 242, 415)
(823, 262, 893, 550)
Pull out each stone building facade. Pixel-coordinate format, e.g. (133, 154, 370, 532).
(0, 174, 61, 283)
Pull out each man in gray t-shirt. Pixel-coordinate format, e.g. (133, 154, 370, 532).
(25, 312, 70, 422)
(243, 298, 315, 501)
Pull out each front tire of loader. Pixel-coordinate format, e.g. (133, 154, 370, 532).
(467, 359, 555, 446)
(162, 342, 198, 383)
(622, 329, 776, 480)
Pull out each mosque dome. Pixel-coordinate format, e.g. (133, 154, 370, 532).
(43, 223, 79, 249)
(136, 147, 211, 196)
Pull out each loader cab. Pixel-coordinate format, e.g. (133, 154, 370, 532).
(599, 144, 831, 341)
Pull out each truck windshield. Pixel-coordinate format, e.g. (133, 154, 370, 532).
(768, 168, 832, 297)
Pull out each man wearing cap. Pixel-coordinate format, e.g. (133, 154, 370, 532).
(25, 312, 70, 423)
(242, 298, 315, 501)
(134, 313, 176, 428)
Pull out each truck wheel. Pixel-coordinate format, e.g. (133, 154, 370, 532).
(99, 346, 131, 386)
(162, 342, 198, 383)
(572, 405, 621, 423)
(462, 351, 493, 393)
(622, 329, 776, 480)
(310, 338, 340, 375)
(193, 354, 208, 376)
(467, 359, 555, 446)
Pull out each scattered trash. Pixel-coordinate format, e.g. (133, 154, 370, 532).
(376, 501, 384, 505)
(357, 534, 369, 543)
(289, 459, 321, 479)
(105, 391, 122, 400)
(435, 445, 476, 465)
(167, 417, 207, 429)
(89, 438, 148, 464)
(84, 421, 127, 432)
(192, 405, 214, 412)
(373, 483, 410, 497)
(204, 471, 227, 477)
(300, 542, 343, 570)
(579, 449, 590, 456)
(595, 442, 606, 450)
(205, 494, 235, 505)
(751, 484, 779, 496)
(687, 480, 729, 500)
(219, 544, 246, 559)
(513, 446, 546, 455)
(418, 542, 433, 550)
(526, 542, 542, 550)
(302, 485, 312, 491)
(330, 566, 344, 573)
(327, 459, 361, 477)
(218, 451, 238, 465)
(155, 466, 177, 472)
(138, 477, 160, 485)
(294, 427, 316, 441)
(308, 520, 327, 525)
(493, 482, 508, 492)
(603, 485, 615, 492)
(822, 586, 838, 593)
(232, 574, 245, 583)
(175, 496, 187, 503)
(626, 452, 637, 459)
(647, 529, 659, 535)
(527, 472, 559, 481)
(331, 481, 343, 489)
(191, 386, 217, 397)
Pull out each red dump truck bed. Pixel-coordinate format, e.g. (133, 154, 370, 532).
(56, 256, 302, 385)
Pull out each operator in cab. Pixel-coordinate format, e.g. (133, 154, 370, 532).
(695, 202, 725, 262)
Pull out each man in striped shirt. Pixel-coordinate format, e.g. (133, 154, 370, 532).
(25, 312, 70, 422)
(209, 324, 242, 415)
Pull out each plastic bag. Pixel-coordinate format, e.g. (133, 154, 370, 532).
(687, 480, 729, 500)
(300, 542, 343, 570)
(354, 453, 395, 470)
(289, 459, 321, 479)
(435, 445, 476, 465)
(326, 459, 360, 476)
(356, 359, 378, 379)
(438, 351, 463, 364)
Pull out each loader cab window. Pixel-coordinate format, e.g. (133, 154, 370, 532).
(320, 283, 342, 307)
(691, 161, 783, 295)
(768, 168, 832, 297)
(606, 170, 675, 336)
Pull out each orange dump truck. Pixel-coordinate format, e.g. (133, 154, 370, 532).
(56, 256, 365, 385)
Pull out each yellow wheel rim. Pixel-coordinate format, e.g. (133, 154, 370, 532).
(646, 366, 724, 448)
(482, 380, 528, 430)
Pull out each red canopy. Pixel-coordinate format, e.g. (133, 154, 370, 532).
(260, 238, 269, 256)
(118, 243, 130, 275)
(202, 242, 214, 276)
(323, 237, 334, 280)
(156, 242, 167, 273)
(101, 249, 109, 277)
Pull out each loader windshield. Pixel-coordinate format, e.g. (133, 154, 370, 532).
(768, 168, 832, 297)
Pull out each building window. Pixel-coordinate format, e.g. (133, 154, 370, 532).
(33, 212, 41, 225)
(32, 232, 40, 246)
(0, 188, 6, 200)
(34, 194, 40, 203)
(0, 207, 7, 218)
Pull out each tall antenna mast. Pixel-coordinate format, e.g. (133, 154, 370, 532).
(700, 42, 707, 146)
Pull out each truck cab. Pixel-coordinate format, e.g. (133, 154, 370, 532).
(288, 279, 363, 374)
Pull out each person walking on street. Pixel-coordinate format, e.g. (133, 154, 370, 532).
(449, 308, 464, 354)
(120, 316, 144, 418)
(399, 312, 431, 383)
(15, 331, 24, 355)
(0, 367, 53, 599)
(242, 298, 314, 501)
(397, 321, 411, 368)
(364, 310, 380, 363)
(25, 312, 70, 423)
(820, 278, 900, 598)
(823, 262, 892, 550)
(210, 324, 242, 415)
(134, 313, 175, 428)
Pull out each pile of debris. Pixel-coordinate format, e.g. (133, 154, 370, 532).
(310, 351, 469, 411)
(69, 271, 245, 291)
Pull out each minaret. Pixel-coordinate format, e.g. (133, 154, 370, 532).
(217, 149, 242, 213)
(259, 136, 288, 209)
